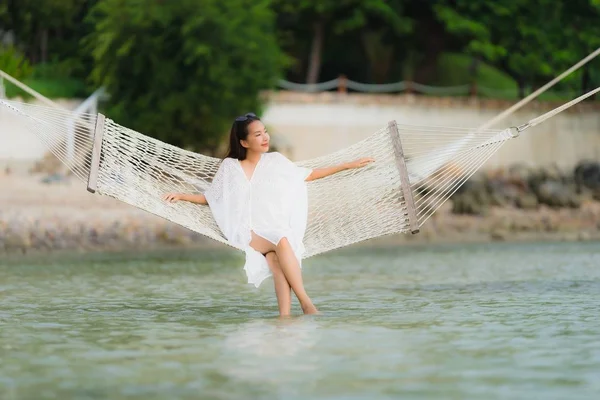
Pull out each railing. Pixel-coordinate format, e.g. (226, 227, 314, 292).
(278, 76, 472, 95)
(278, 76, 583, 99)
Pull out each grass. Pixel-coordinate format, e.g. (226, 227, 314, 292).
(431, 52, 583, 102)
(434, 52, 518, 94)
(4, 77, 90, 99)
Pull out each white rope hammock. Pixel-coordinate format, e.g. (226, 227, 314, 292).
(1, 48, 599, 258)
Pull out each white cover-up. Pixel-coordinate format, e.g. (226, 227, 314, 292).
(204, 152, 313, 287)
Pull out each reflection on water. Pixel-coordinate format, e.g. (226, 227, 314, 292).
(1, 241, 600, 399)
(219, 317, 321, 386)
(223, 317, 319, 357)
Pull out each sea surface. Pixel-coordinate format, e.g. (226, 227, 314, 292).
(1, 241, 599, 399)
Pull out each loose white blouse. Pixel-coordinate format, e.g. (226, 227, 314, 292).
(204, 152, 313, 287)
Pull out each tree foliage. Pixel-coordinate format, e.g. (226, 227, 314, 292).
(434, 0, 600, 95)
(85, 0, 286, 152)
(1, 0, 599, 147)
(0, 45, 32, 79)
(0, 0, 94, 74)
(274, 0, 412, 83)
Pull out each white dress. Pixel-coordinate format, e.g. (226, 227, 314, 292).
(203, 152, 313, 288)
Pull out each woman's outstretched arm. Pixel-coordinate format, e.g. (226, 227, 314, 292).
(162, 193, 208, 205)
(306, 157, 374, 182)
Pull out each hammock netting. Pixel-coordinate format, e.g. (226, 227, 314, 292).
(4, 46, 600, 258)
(0, 99, 519, 258)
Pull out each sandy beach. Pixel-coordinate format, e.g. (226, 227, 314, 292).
(0, 173, 216, 255)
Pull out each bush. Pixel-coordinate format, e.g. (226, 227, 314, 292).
(0, 45, 33, 80)
(86, 0, 287, 153)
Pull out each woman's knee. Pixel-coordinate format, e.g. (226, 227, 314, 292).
(265, 251, 278, 263)
(277, 237, 290, 249)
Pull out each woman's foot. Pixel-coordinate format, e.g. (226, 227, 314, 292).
(301, 302, 319, 315)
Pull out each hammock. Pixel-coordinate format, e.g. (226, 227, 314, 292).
(1, 47, 599, 258)
(2, 86, 598, 258)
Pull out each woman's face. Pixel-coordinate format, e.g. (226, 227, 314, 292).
(241, 120, 270, 153)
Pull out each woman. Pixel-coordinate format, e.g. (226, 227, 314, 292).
(163, 113, 373, 316)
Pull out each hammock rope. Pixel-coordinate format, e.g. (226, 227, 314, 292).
(1, 46, 599, 257)
(477, 46, 600, 131)
(2, 84, 597, 257)
(517, 86, 600, 132)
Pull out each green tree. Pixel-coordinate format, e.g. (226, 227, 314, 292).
(0, 0, 98, 83)
(552, 0, 600, 96)
(0, 0, 86, 63)
(356, 0, 413, 83)
(433, 0, 600, 97)
(0, 46, 33, 79)
(274, 0, 411, 84)
(86, 0, 286, 152)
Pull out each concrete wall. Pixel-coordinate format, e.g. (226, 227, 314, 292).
(262, 92, 600, 171)
(2, 93, 599, 174)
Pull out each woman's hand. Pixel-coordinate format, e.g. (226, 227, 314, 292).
(162, 192, 185, 203)
(345, 157, 375, 170)
(162, 192, 208, 205)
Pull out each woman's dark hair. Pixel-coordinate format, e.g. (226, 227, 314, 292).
(225, 112, 261, 160)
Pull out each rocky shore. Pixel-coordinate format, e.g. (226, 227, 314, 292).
(0, 174, 218, 256)
(1, 161, 599, 256)
(451, 160, 600, 214)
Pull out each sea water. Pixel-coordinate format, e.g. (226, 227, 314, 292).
(1, 241, 599, 399)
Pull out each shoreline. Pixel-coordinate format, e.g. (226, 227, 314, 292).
(1, 174, 599, 257)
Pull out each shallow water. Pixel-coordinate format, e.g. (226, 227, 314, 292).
(1, 241, 600, 399)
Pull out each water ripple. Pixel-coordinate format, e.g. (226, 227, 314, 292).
(1, 241, 599, 399)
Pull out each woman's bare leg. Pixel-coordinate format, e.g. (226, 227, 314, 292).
(249, 232, 318, 315)
(265, 251, 291, 316)
(275, 238, 318, 314)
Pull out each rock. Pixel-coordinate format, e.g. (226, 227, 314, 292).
(545, 164, 564, 182)
(574, 160, 600, 191)
(510, 216, 536, 232)
(534, 180, 581, 209)
(4, 230, 31, 251)
(516, 193, 539, 209)
(29, 152, 63, 175)
(568, 195, 582, 209)
(540, 214, 559, 232)
(452, 192, 489, 216)
(451, 178, 493, 215)
(40, 173, 69, 185)
(507, 163, 534, 188)
(488, 191, 508, 207)
(490, 229, 509, 241)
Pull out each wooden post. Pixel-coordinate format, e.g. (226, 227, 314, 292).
(338, 74, 347, 94)
(388, 120, 419, 234)
(470, 81, 478, 97)
(405, 80, 413, 95)
(87, 113, 106, 194)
